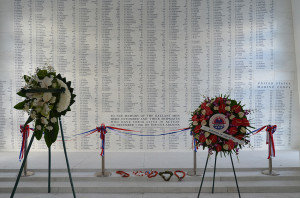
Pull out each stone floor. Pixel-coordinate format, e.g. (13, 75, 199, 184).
(1, 150, 299, 198)
(2, 193, 300, 198)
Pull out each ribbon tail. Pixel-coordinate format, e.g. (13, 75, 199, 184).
(100, 132, 104, 156)
(19, 125, 30, 162)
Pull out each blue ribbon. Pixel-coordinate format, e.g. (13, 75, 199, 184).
(106, 127, 190, 137)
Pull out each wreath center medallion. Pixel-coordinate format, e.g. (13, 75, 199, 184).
(209, 114, 229, 133)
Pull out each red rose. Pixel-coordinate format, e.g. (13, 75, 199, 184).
(199, 134, 206, 143)
(200, 102, 207, 109)
(192, 115, 199, 121)
(194, 125, 201, 133)
(227, 140, 235, 150)
(228, 127, 238, 135)
(219, 103, 226, 114)
(242, 118, 250, 126)
(199, 115, 206, 122)
(232, 118, 243, 126)
(215, 97, 224, 104)
(232, 105, 241, 113)
(204, 106, 213, 116)
(235, 134, 245, 140)
(209, 135, 218, 144)
(215, 144, 222, 152)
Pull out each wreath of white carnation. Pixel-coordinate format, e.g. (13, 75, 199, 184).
(14, 66, 76, 147)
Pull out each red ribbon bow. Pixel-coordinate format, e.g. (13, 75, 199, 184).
(96, 124, 107, 156)
(266, 125, 277, 159)
(19, 125, 30, 161)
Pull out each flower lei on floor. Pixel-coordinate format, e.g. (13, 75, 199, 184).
(190, 95, 251, 156)
(14, 66, 76, 147)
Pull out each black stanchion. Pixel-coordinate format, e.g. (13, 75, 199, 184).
(48, 146, 51, 193)
(10, 134, 35, 198)
(59, 117, 76, 198)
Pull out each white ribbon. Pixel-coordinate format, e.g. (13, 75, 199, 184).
(201, 126, 245, 145)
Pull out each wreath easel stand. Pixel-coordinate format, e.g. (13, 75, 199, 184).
(10, 118, 76, 198)
(197, 152, 241, 198)
(10, 88, 76, 198)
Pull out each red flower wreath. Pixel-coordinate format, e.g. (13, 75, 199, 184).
(190, 96, 251, 155)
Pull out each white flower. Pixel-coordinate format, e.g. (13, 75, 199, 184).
(201, 109, 206, 115)
(26, 93, 34, 99)
(240, 127, 246, 133)
(33, 99, 39, 106)
(49, 96, 56, 104)
(36, 125, 42, 131)
(24, 103, 30, 112)
(30, 111, 36, 119)
(48, 66, 54, 71)
(225, 106, 231, 111)
(37, 100, 45, 107)
(35, 106, 42, 113)
(41, 104, 50, 116)
(229, 114, 235, 120)
(238, 112, 244, 118)
(226, 100, 231, 105)
(47, 126, 53, 131)
(56, 79, 71, 112)
(43, 92, 52, 102)
(41, 117, 48, 125)
(214, 106, 219, 110)
(40, 76, 53, 88)
(32, 93, 43, 99)
(206, 139, 212, 145)
(193, 121, 198, 126)
(223, 144, 229, 150)
(204, 132, 210, 138)
(201, 120, 207, 126)
(50, 117, 57, 123)
(33, 74, 39, 82)
(52, 82, 58, 88)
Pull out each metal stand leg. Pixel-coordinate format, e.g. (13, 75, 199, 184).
(59, 117, 76, 198)
(197, 153, 210, 198)
(188, 150, 201, 176)
(230, 153, 241, 198)
(261, 157, 279, 176)
(212, 152, 217, 193)
(10, 135, 35, 198)
(95, 155, 111, 177)
(48, 146, 51, 193)
(21, 133, 34, 177)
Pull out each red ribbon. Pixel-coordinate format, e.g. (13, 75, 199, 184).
(96, 124, 107, 156)
(266, 125, 277, 159)
(19, 125, 30, 161)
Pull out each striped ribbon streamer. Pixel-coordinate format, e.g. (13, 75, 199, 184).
(18, 124, 276, 159)
(19, 125, 32, 161)
(266, 125, 277, 159)
(246, 125, 277, 159)
(106, 126, 190, 137)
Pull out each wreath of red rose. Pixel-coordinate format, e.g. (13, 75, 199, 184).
(190, 96, 251, 155)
